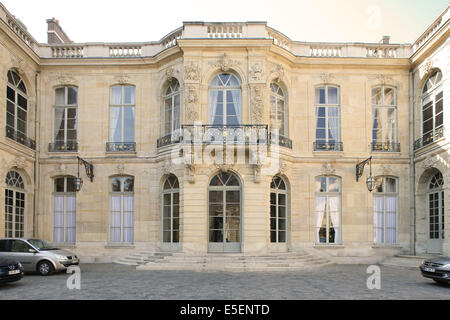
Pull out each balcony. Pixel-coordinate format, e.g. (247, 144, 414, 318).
(48, 141, 78, 152)
(269, 133, 292, 149)
(181, 125, 268, 145)
(313, 141, 343, 152)
(106, 142, 136, 152)
(371, 141, 400, 152)
(414, 127, 444, 151)
(157, 134, 181, 148)
(6, 127, 35, 150)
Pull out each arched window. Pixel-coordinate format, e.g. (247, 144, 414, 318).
(314, 85, 341, 151)
(209, 73, 241, 126)
(53, 86, 78, 151)
(270, 176, 288, 243)
(372, 86, 398, 151)
(208, 171, 241, 252)
(5, 170, 25, 237)
(163, 80, 180, 136)
(109, 85, 135, 151)
(270, 83, 288, 137)
(162, 175, 180, 249)
(373, 176, 398, 244)
(428, 171, 444, 252)
(53, 176, 76, 243)
(6, 70, 28, 144)
(421, 70, 443, 147)
(315, 176, 341, 244)
(110, 176, 134, 243)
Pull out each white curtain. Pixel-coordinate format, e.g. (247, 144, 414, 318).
(230, 89, 241, 124)
(173, 94, 180, 133)
(53, 196, 64, 242)
(385, 196, 397, 243)
(373, 196, 384, 243)
(328, 196, 340, 243)
(328, 107, 339, 143)
(110, 196, 121, 242)
(66, 196, 76, 243)
(315, 197, 326, 243)
(54, 108, 65, 141)
(209, 90, 219, 124)
(123, 196, 134, 243)
(110, 108, 122, 142)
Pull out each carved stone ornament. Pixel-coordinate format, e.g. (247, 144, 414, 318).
(249, 63, 263, 82)
(320, 72, 335, 84)
(375, 74, 392, 85)
(185, 87, 199, 122)
(216, 164, 234, 173)
(422, 59, 434, 76)
(55, 73, 77, 86)
(162, 160, 173, 175)
(250, 86, 264, 124)
(423, 156, 438, 169)
(114, 75, 130, 85)
(322, 162, 335, 175)
(13, 156, 26, 169)
(185, 163, 196, 183)
(10, 54, 27, 73)
(166, 67, 175, 82)
(210, 53, 240, 72)
(184, 62, 200, 82)
(117, 163, 125, 175)
(56, 163, 67, 174)
(278, 161, 287, 175)
(271, 64, 284, 83)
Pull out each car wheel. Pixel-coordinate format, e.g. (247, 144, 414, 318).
(37, 260, 54, 276)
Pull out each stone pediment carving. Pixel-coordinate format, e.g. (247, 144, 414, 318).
(210, 53, 240, 72)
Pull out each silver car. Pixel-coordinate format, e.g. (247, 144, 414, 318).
(0, 238, 79, 276)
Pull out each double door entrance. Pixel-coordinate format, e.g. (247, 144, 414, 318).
(427, 172, 445, 254)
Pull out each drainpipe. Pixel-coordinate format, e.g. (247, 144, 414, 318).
(409, 70, 416, 256)
(33, 71, 40, 238)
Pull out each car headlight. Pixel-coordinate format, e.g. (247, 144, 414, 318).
(441, 264, 450, 269)
(56, 254, 68, 260)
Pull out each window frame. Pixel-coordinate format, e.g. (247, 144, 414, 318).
(4, 170, 26, 238)
(53, 86, 78, 146)
(209, 73, 242, 126)
(109, 85, 136, 143)
(109, 176, 135, 243)
(163, 81, 180, 136)
(371, 85, 398, 145)
(314, 85, 341, 145)
(270, 83, 288, 137)
(420, 70, 443, 143)
(52, 176, 77, 243)
(6, 70, 28, 138)
(270, 175, 289, 244)
(373, 176, 398, 245)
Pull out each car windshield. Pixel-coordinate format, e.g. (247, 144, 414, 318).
(27, 239, 58, 250)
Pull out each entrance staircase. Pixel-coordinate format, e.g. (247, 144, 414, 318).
(113, 251, 173, 266)
(131, 250, 333, 272)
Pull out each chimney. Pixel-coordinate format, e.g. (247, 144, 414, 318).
(46, 18, 72, 44)
(381, 35, 390, 44)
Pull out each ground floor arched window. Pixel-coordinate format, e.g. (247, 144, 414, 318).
(5, 170, 25, 238)
(270, 176, 288, 243)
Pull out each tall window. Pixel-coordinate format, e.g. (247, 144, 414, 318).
(373, 177, 397, 244)
(421, 70, 443, 146)
(53, 86, 78, 151)
(163, 80, 180, 136)
(270, 83, 287, 137)
(6, 70, 28, 141)
(109, 85, 135, 144)
(372, 86, 398, 151)
(270, 176, 288, 243)
(209, 73, 241, 126)
(53, 177, 76, 243)
(110, 176, 134, 243)
(428, 172, 444, 250)
(315, 85, 341, 150)
(315, 176, 341, 244)
(162, 175, 180, 245)
(5, 171, 25, 238)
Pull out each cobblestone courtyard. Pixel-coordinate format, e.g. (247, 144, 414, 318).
(0, 263, 448, 300)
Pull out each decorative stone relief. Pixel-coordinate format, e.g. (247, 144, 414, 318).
(162, 160, 173, 175)
(320, 72, 335, 84)
(210, 53, 240, 72)
(184, 86, 199, 122)
(56, 163, 67, 175)
(321, 162, 335, 175)
(184, 62, 200, 82)
(185, 164, 196, 183)
(278, 160, 287, 176)
(12, 156, 26, 169)
(54, 73, 77, 86)
(249, 63, 263, 82)
(375, 74, 393, 85)
(117, 163, 125, 175)
(250, 86, 264, 124)
(423, 156, 438, 169)
(421, 59, 434, 77)
(165, 67, 175, 82)
(10, 54, 27, 73)
(216, 164, 234, 173)
(114, 75, 131, 85)
(270, 64, 284, 83)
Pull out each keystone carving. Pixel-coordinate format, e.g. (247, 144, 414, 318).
(210, 53, 240, 72)
(114, 75, 131, 85)
(271, 64, 284, 83)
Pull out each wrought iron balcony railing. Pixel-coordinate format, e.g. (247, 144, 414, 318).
(48, 141, 78, 152)
(269, 133, 292, 149)
(414, 127, 444, 151)
(371, 141, 400, 152)
(106, 142, 136, 152)
(181, 125, 268, 145)
(157, 134, 182, 148)
(313, 141, 343, 151)
(5, 127, 36, 150)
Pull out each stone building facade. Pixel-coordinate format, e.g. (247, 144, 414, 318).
(0, 2, 448, 263)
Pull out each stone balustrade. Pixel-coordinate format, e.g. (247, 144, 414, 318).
(413, 5, 449, 54)
(51, 45, 84, 58)
(207, 23, 244, 38)
(5, 13, 37, 50)
(310, 45, 342, 57)
(109, 45, 142, 57)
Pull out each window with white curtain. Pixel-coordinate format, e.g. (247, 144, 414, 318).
(110, 85, 135, 143)
(110, 176, 134, 243)
(54, 86, 78, 150)
(163, 80, 180, 136)
(270, 83, 287, 137)
(6, 69, 28, 139)
(315, 176, 341, 244)
(53, 177, 76, 243)
(270, 176, 288, 243)
(5, 171, 25, 238)
(421, 70, 443, 145)
(373, 177, 397, 244)
(372, 86, 397, 147)
(209, 73, 241, 126)
(315, 85, 340, 148)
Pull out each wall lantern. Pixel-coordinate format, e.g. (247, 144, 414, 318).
(356, 156, 376, 192)
(75, 156, 94, 192)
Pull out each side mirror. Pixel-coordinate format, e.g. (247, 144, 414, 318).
(28, 248, 37, 253)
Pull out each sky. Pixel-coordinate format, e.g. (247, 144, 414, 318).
(1, 0, 449, 44)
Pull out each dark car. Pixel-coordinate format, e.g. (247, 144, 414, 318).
(420, 257, 450, 284)
(0, 259, 24, 284)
